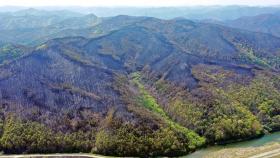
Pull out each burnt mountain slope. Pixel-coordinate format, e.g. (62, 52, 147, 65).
(0, 16, 280, 156)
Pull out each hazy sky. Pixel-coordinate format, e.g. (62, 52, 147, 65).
(0, 0, 279, 7)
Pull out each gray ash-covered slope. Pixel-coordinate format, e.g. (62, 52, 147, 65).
(0, 41, 126, 118)
(0, 24, 177, 118)
(83, 17, 280, 85)
(1, 17, 279, 110)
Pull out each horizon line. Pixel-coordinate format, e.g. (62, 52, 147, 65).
(0, 4, 280, 8)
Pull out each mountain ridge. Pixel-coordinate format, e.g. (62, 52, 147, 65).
(0, 12, 279, 157)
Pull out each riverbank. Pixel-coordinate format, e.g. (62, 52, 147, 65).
(184, 131, 280, 158)
(205, 143, 280, 158)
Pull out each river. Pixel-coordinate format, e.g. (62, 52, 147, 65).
(183, 132, 280, 158)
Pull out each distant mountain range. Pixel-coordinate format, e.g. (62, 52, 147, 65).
(0, 8, 279, 157)
(1, 6, 280, 20)
(0, 8, 83, 29)
(1, 7, 280, 45)
(216, 12, 280, 37)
